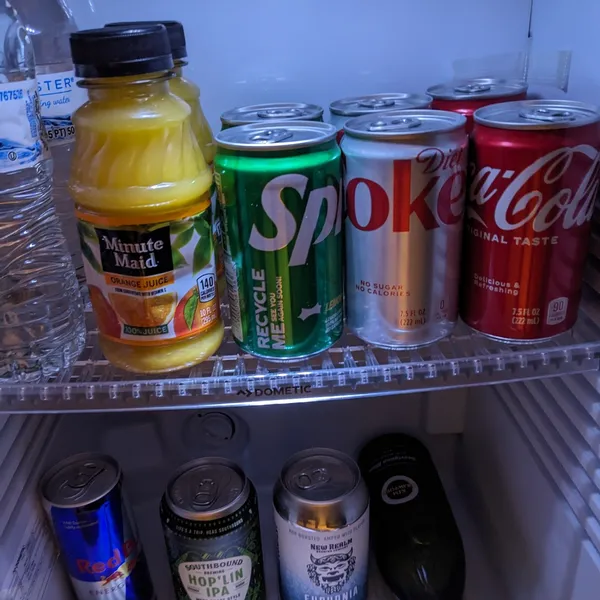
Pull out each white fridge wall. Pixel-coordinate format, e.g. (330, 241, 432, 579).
(531, 0, 600, 104)
(67, 0, 532, 129)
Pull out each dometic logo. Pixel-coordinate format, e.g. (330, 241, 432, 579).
(346, 146, 466, 233)
(469, 145, 600, 232)
(237, 385, 312, 398)
(249, 174, 342, 266)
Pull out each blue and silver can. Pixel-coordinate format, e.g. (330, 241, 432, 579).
(40, 453, 155, 600)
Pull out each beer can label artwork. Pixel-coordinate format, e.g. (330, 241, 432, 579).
(215, 123, 344, 359)
(274, 509, 369, 599)
(160, 488, 265, 600)
(461, 100, 600, 341)
(77, 198, 220, 345)
(342, 111, 468, 347)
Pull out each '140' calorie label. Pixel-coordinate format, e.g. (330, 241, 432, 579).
(274, 509, 369, 600)
(77, 202, 220, 345)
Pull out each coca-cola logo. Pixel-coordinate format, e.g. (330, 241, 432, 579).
(346, 146, 466, 232)
(469, 145, 600, 232)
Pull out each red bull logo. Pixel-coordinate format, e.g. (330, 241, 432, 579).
(76, 539, 137, 583)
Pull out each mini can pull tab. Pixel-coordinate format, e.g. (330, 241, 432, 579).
(519, 107, 577, 122)
(368, 117, 422, 132)
(295, 467, 330, 490)
(59, 462, 105, 500)
(454, 83, 492, 94)
(192, 477, 217, 508)
(358, 98, 395, 110)
(249, 129, 293, 144)
(256, 108, 306, 119)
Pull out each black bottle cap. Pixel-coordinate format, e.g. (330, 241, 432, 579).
(70, 25, 174, 78)
(105, 21, 187, 60)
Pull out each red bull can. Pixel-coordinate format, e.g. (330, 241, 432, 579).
(342, 110, 468, 347)
(40, 453, 155, 600)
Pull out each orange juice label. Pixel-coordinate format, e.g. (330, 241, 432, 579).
(78, 205, 220, 346)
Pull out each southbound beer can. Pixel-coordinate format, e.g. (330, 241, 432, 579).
(40, 453, 155, 600)
(342, 110, 468, 347)
(461, 99, 600, 341)
(220, 102, 324, 129)
(273, 448, 370, 600)
(427, 78, 528, 133)
(214, 121, 344, 360)
(329, 93, 432, 141)
(160, 458, 266, 600)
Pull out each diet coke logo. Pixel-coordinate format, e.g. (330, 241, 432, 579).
(469, 145, 600, 232)
(346, 145, 467, 233)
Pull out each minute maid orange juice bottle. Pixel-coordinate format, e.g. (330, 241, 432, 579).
(105, 20, 225, 296)
(68, 25, 224, 373)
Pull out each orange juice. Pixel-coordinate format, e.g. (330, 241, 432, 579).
(69, 25, 223, 373)
(105, 20, 225, 295)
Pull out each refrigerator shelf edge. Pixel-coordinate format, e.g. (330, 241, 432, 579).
(0, 290, 599, 412)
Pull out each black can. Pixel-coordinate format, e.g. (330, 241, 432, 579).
(160, 458, 266, 600)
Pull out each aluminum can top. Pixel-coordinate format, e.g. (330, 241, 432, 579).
(40, 453, 121, 508)
(330, 93, 432, 117)
(216, 121, 337, 151)
(474, 99, 600, 130)
(274, 448, 368, 528)
(344, 109, 466, 141)
(427, 78, 528, 101)
(164, 457, 250, 521)
(220, 102, 323, 127)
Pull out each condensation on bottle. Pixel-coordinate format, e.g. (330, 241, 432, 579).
(0, 2, 85, 382)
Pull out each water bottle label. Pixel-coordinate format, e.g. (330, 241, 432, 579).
(77, 195, 221, 346)
(273, 508, 369, 600)
(37, 69, 87, 147)
(0, 79, 45, 173)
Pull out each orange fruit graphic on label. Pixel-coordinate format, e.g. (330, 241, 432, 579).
(109, 292, 177, 328)
(174, 287, 218, 336)
(89, 285, 121, 338)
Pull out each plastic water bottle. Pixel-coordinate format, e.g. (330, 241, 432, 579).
(0, 3, 85, 382)
(11, 0, 87, 288)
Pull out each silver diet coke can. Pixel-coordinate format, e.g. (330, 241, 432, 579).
(342, 110, 468, 347)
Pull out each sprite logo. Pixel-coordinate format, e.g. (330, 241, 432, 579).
(249, 174, 342, 266)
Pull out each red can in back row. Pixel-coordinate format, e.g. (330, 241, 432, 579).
(427, 78, 528, 133)
(461, 100, 600, 342)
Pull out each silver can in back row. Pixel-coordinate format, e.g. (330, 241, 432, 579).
(342, 109, 468, 348)
(329, 93, 433, 140)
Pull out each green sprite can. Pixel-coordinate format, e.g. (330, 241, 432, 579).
(214, 121, 344, 360)
(220, 102, 324, 129)
(160, 458, 266, 600)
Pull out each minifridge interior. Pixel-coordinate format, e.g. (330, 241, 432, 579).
(2, 0, 600, 598)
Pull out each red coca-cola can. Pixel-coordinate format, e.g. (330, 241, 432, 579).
(461, 99, 600, 342)
(427, 78, 528, 133)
